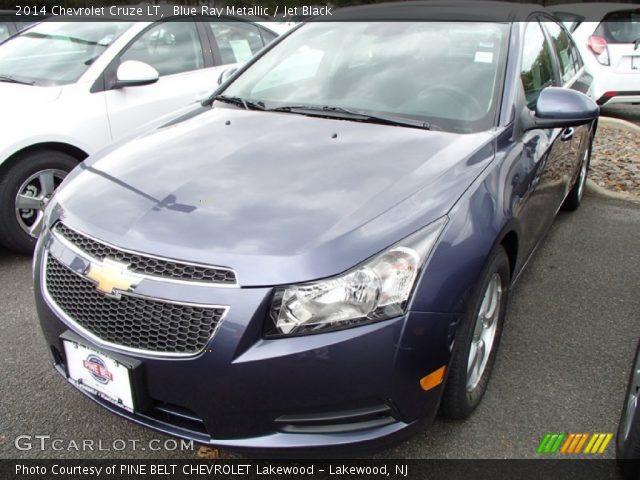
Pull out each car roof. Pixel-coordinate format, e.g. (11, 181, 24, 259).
(328, 1, 549, 22)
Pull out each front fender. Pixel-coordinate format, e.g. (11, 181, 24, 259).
(410, 129, 523, 317)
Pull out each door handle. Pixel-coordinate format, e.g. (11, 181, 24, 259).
(561, 127, 574, 142)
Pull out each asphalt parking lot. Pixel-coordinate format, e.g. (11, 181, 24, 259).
(0, 194, 638, 460)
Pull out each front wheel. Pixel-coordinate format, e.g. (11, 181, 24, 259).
(440, 246, 510, 419)
(0, 151, 77, 254)
(562, 136, 592, 211)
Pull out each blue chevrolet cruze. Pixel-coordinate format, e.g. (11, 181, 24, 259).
(35, 2, 599, 452)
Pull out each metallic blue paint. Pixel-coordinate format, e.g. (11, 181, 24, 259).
(34, 8, 599, 451)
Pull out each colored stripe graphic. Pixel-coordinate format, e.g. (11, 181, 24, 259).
(550, 433, 565, 453)
(584, 433, 613, 454)
(537, 433, 553, 454)
(584, 434, 598, 453)
(537, 433, 566, 454)
(560, 434, 575, 453)
(574, 433, 589, 453)
(538, 433, 613, 455)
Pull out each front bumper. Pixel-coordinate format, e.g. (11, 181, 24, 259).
(34, 231, 456, 452)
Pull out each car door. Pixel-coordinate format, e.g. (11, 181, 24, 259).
(103, 20, 219, 141)
(517, 20, 571, 258)
(540, 17, 592, 198)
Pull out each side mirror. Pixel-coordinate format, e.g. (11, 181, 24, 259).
(217, 67, 238, 85)
(522, 87, 599, 131)
(114, 60, 159, 88)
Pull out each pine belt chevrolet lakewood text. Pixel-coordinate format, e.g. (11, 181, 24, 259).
(35, 2, 599, 451)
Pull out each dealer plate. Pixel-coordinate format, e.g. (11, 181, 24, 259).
(63, 340, 135, 411)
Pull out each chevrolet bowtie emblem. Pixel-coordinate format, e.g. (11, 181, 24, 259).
(85, 258, 141, 297)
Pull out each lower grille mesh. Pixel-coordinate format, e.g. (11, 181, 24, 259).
(45, 255, 225, 354)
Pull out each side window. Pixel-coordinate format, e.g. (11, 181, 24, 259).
(521, 22, 556, 109)
(568, 35, 583, 73)
(120, 21, 204, 77)
(544, 21, 577, 84)
(209, 22, 265, 64)
(0, 22, 12, 42)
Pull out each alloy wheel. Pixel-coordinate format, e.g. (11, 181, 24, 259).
(466, 273, 502, 392)
(577, 145, 590, 202)
(14, 169, 66, 238)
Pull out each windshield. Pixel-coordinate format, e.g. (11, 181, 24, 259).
(0, 21, 132, 86)
(222, 22, 509, 133)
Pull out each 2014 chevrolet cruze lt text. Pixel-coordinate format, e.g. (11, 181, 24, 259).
(34, 3, 599, 452)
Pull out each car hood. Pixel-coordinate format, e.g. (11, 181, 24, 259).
(0, 83, 62, 110)
(55, 107, 495, 286)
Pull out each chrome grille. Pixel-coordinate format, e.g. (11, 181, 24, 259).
(45, 255, 226, 355)
(54, 223, 236, 285)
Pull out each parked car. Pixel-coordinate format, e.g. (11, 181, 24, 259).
(550, 3, 640, 106)
(617, 340, 640, 479)
(0, 18, 278, 254)
(0, 10, 41, 43)
(34, 3, 598, 451)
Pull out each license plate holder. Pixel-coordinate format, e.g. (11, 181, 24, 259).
(60, 331, 149, 412)
(632, 56, 640, 70)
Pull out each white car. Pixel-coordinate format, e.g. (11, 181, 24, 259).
(0, 18, 277, 253)
(550, 3, 640, 106)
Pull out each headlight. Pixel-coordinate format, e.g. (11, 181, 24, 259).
(266, 216, 448, 336)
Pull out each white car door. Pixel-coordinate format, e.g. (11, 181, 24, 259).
(104, 20, 222, 141)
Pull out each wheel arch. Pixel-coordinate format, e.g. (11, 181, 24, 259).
(0, 142, 89, 175)
(499, 229, 519, 280)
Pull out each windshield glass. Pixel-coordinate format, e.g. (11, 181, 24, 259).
(223, 22, 509, 133)
(0, 21, 132, 86)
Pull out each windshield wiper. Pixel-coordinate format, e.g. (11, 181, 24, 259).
(270, 105, 431, 130)
(0, 75, 34, 85)
(209, 94, 265, 111)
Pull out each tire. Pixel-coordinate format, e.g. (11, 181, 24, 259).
(440, 245, 510, 420)
(617, 342, 640, 480)
(0, 150, 77, 254)
(562, 134, 592, 212)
